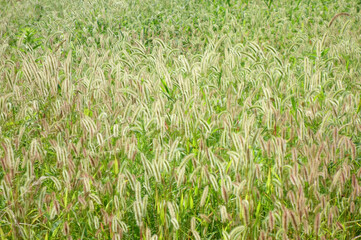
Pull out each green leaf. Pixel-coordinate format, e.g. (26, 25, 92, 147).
(189, 194, 194, 209)
(114, 157, 119, 175)
(0, 227, 5, 240)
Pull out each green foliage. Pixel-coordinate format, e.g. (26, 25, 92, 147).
(0, 0, 360, 239)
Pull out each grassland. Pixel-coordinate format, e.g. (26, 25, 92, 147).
(0, 0, 361, 239)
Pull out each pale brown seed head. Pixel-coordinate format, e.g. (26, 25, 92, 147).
(328, 211, 333, 227)
(269, 211, 274, 231)
(336, 221, 344, 231)
(221, 184, 228, 204)
(259, 230, 266, 240)
(282, 209, 288, 232)
(314, 213, 321, 235)
(350, 202, 355, 213)
(63, 221, 69, 236)
(288, 210, 298, 230)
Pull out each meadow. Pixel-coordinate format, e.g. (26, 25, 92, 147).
(0, 0, 361, 239)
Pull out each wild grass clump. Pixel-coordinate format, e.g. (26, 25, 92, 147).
(0, 0, 361, 239)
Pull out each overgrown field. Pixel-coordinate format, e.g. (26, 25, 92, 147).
(1, 0, 361, 239)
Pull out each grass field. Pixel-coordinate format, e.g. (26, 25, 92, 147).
(1, 0, 361, 239)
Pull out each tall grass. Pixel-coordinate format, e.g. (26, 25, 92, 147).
(0, 0, 361, 239)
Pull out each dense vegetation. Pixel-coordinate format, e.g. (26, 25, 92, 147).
(1, 0, 361, 239)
